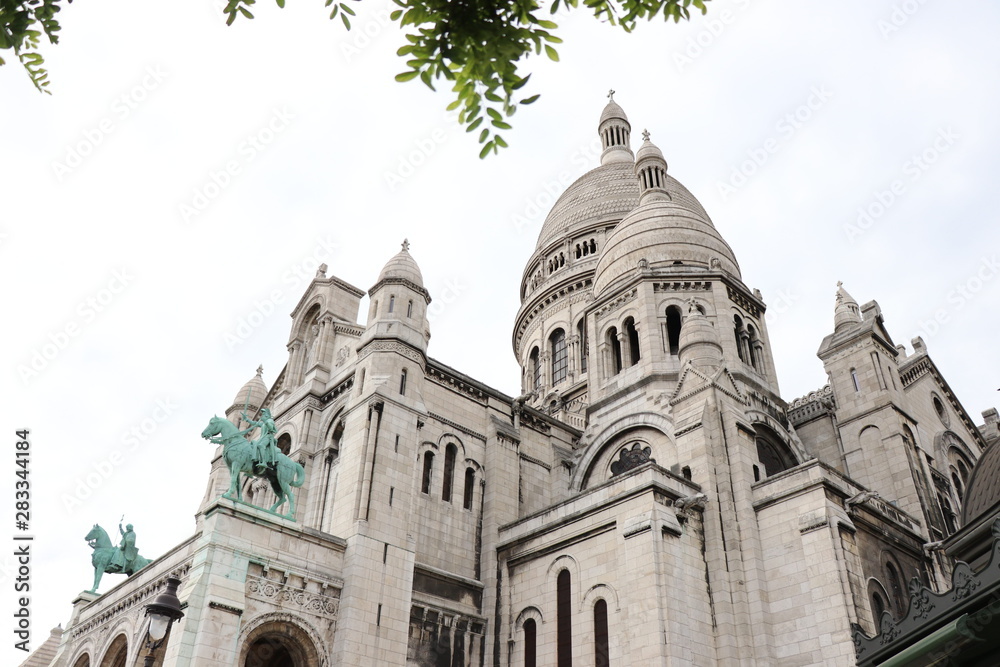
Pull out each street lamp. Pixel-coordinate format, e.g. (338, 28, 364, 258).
(142, 576, 184, 667)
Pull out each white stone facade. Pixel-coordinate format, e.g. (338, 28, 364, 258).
(38, 98, 993, 667)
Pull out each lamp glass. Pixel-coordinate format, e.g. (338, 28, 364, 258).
(148, 613, 169, 642)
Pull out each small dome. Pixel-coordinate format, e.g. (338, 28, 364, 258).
(678, 304, 723, 367)
(961, 440, 1000, 524)
(233, 365, 268, 411)
(834, 281, 862, 331)
(635, 134, 665, 163)
(377, 239, 423, 287)
(600, 98, 629, 126)
(593, 198, 741, 297)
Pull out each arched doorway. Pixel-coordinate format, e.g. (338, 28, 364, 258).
(239, 616, 322, 667)
(99, 634, 127, 667)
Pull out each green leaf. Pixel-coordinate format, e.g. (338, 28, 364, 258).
(395, 70, 419, 82)
(479, 141, 495, 159)
(544, 45, 559, 62)
(520, 94, 540, 105)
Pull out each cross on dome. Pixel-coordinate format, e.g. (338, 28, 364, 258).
(256, 364, 263, 377)
(607, 89, 615, 100)
(401, 239, 410, 252)
(642, 129, 650, 141)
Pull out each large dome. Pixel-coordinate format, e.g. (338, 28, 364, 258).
(535, 162, 714, 252)
(535, 161, 639, 251)
(593, 197, 741, 297)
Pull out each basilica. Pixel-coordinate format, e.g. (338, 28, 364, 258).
(32, 97, 1000, 666)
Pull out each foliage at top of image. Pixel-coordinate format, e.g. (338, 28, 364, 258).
(2, 0, 710, 156)
(0, 0, 70, 93)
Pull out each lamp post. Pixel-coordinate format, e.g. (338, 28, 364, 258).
(142, 576, 184, 667)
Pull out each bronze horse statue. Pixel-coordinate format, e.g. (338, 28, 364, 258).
(201, 415, 305, 518)
(84, 524, 151, 593)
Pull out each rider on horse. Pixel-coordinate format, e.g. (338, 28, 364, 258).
(242, 407, 279, 474)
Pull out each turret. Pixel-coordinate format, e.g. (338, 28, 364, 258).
(226, 365, 267, 429)
(359, 239, 431, 355)
(834, 281, 862, 331)
(677, 300, 723, 370)
(599, 90, 634, 165)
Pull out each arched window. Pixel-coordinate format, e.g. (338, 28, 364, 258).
(101, 634, 128, 667)
(872, 589, 887, 622)
(407, 300, 413, 317)
(529, 347, 541, 391)
(590, 239, 596, 254)
(463, 467, 475, 510)
(733, 315, 746, 363)
(523, 618, 537, 667)
(71, 655, 91, 667)
(746, 324, 759, 370)
(277, 433, 292, 456)
(607, 327, 622, 375)
(851, 368, 860, 393)
(575, 244, 582, 259)
(421, 451, 434, 494)
(550, 329, 568, 384)
(388, 295, 395, 313)
(577, 319, 588, 373)
(939, 493, 958, 533)
(665, 306, 682, 356)
(399, 369, 407, 396)
(952, 472, 965, 504)
(442, 444, 457, 502)
(885, 561, 906, 618)
(594, 599, 610, 667)
(755, 424, 797, 477)
(624, 317, 640, 366)
(557, 569, 572, 667)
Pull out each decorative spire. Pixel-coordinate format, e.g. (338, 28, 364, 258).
(607, 89, 616, 100)
(401, 238, 410, 252)
(256, 364, 263, 377)
(642, 128, 650, 141)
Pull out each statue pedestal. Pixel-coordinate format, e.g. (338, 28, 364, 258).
(67, 591, 100, 628)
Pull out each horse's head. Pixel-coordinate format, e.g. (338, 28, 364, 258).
(84, 524, 102, 542)
(201, 416, 224, 439)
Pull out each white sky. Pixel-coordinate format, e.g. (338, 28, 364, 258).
(3, 0, 1000, 660)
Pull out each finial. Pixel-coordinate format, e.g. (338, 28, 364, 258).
(316, 263, 328, 278)
(401, 238, 410, 252)
(607, 89, 615, 100)
(642, 129, 650, 142)
(256, 364, 263, 377)
(837, 280, 843, 288)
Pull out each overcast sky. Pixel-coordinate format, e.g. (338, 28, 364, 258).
(4, 0, 1000, 660)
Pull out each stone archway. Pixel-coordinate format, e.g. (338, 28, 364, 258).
(99, 634, 128, 667)
(238, 615, 323, 667)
